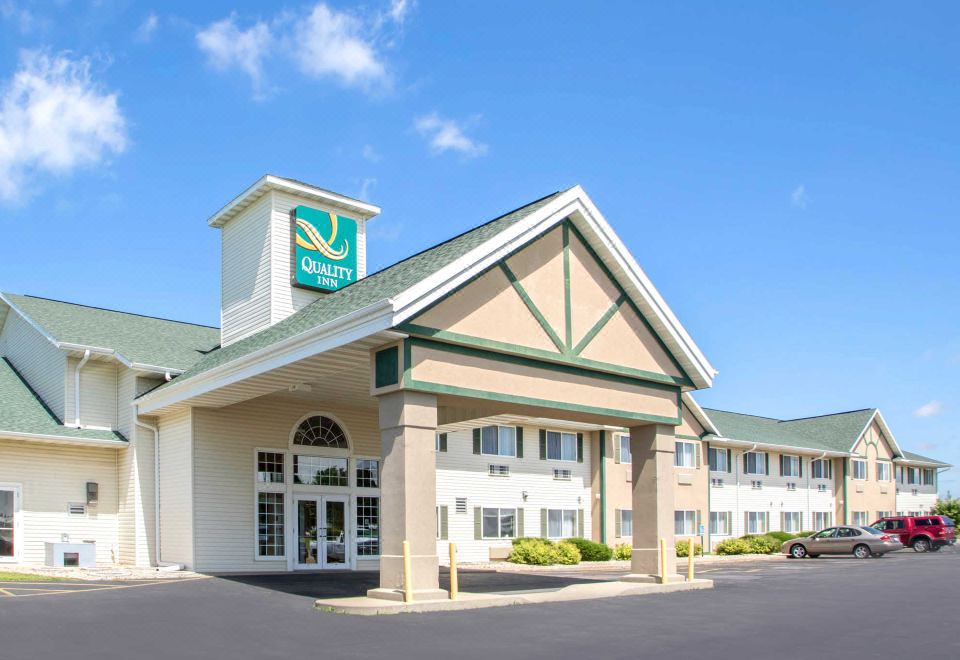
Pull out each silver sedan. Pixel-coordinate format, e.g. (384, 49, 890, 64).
(782, 526, 903, 559)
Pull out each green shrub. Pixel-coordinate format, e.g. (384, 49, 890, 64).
(567, 538, 613, 561)
(794, 531, 815, 538)
(511, 537, 550, 546)
(742, 535, 780, 554)
(675, 539, 703, 557)
(764, 531, 794, 543)
(555, 541, 582, 565)
(715, 538, 751, 555)
(508, 538, 558, 565)
(613, 543, 632, 560)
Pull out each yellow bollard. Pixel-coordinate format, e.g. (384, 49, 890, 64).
(449, 542, 459, 600)
(402, 540, 413, 603)
(659, 538, 668, 584)
(687, 537, 695, 582)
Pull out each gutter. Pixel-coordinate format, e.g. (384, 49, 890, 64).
(707, 436, 851, 459)
(74, 349, 91, 428)
(0, 430, 126, 448)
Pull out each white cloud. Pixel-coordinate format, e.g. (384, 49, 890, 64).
(0, 51, 127, 202)
(136, 12, 159, 42)
(0, 1, 40, 34)
(361, 144, 381, 162)
(196, 15, 272, 98)
(791, 184, 808, 209)
(388, 0, 411, 25)
(357, 176, 376, 199)
(292, 4, 386, 87)
(914, 400, 945, 418)
(414, 113, 487, 157)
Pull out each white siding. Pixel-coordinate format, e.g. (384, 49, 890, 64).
(708, 448, 836, 548)
(191, 395, 379, 572)
(65, 357, 118, 429)
(158, 408, 194, 566)
(0, 438, 118, 565)
(220, 194, 273, 346)
(896, 481, 939, 515)
(436, 427, 592, 564)
(0, 312, 66, 420)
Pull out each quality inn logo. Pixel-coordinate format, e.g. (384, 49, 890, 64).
(291, 205, 358, 292)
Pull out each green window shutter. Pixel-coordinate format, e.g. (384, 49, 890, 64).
(576, 433, 584, 463)
(516, 427, 524, 458)
(439, 433, 448, 453)
(473, 428, 481, 455)
(765, 452, 770, 476)
(440, 505, 449, 540)
(798, 457, 803, 478)
(695, 443, 701, 469)
(517, 508, 524, 538)
(474, 507, 482, 540)
(726, 448, 732, 473)
(577, 509, 585, 538)
(613, 435, 621, 464)
(614, 509, 622, 537)
(779, 512, 784, 531)
(743, 452, 748, 474)
(539, 429, 547, 460)
(540, 508, 548, 537)
(696, 509, 702, 531)
(744, 512, 748, 533)
(779, 455, 784, 476)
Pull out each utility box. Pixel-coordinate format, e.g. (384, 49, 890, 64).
(45, 542, 96, 568)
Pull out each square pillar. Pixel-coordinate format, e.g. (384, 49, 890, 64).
(367, 390, 446, 601)
(624, 423, 680, 583)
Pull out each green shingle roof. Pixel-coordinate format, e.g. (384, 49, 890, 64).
(3, 293, 220, 372)
(900, 450, 950, 467)
(703, 408, 877, 453)
(0, 358, 124, 443)
(144, 189, 564, 395)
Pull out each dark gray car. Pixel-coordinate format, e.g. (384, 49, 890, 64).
(782, 526, 903, 559)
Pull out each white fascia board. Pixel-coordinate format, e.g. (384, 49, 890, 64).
(851, 409, 904, 457)
(894, 457, 951, 468)
(207, 174, 381, 228)
(136, 300, 398, 414)
(707, 436, 851, 458)
(0, 293, 62, 351)
(681, 392, 720, 435)
(571, 187, 716, 388)
(0, 430, 127, 448)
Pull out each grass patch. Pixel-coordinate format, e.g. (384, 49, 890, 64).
(0, 571, 73, 582)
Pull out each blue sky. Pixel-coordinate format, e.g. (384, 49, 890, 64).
(0, 2, 957, 494)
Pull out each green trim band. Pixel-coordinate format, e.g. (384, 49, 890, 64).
(406, 336, 683, 393)
(563, 223, 572, 350)
(498, 261, 567, 353)
(572, 293, 627, 356)
(599, 429, 607, 544)
(842, 459, 848, 525)
(675, 434, 702, 442)
(397, 323, 692, 388)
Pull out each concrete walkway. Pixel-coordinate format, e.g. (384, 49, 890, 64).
(314, 578, 713, 615)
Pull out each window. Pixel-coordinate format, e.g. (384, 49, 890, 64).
(257, 451, 285, 484)
(674, 441, 697, 468)
(356, 459, 379, 488)
(0, 489, 15, 559)
(876, 511, 892, 520)
(294, 456, 348, 486)
(356, 496, 380, 556)
(906, 468, 919, 485)
(708, 447, 728, 472)
(618, 509, 633, 537)
(851, 459, 867, 481)
(744, 452, 767, 475)
(435, 433, 447, 452)
(781, 455, 800, 477)
(783, 512, 802, 533)
(751, 480, 763, 490)
(675, 510, 696, 536)
(922, 469, 935, 486)
(710, 511, 731, 536)
(553, 468, 572, 481)
(292, 415, 348, 449)
(257, 492, 285, 558)
(482, 508, 516, 539)
(746, 511, 768, 534)
(711, 478, 724, 488)
(546, 431, 577, 461)
(547, 509, 578, 538)
(811, 459, 833, 480)
(851, 511, 869, 526)
(616, 434, 631, 464)
(876, 462, 891, 482)
(481, 426, 516, 457)
(488, 464, 510, 477)
(837, 527, 862, 538)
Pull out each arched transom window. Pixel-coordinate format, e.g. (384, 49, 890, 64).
(292, 415, 349, 449)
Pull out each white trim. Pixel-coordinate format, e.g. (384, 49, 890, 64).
(288, 412, 352, 455)
(681, 392, 719, 435)
(0, 430, 125, 448)
(0, 483, 22, 564)
(707, 436, 851, 459)
(207, 175, 381, 228)
(292, 493, 351, 570)
(852, 410, 903, 458)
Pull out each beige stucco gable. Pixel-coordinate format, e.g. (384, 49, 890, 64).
(853, 420, 896, 460)
(408, 220, 690, 387)
(676, 402, 706, 438)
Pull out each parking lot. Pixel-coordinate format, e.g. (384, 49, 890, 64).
(1, 550, 957, 659)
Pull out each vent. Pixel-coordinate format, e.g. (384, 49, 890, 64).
(455, 497, 467, 514)
(787, 482, 797, 491)
(711, 478, 723, 488)
(751, 480, 763, 490)
(818, 484, 828, 493)
(488, 464, 510, 477)
(553, 468, 572, 481)
(68, 503, 86, 516)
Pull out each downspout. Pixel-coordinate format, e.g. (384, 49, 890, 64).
(705, 440, 711, 553)
(133, 408, 174, 568)
(598, 430, 606, 544)
(842, 458, 849, 525)
(74, 349, 91, 428)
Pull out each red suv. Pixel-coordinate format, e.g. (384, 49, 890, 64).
(870, 515, 956, 552)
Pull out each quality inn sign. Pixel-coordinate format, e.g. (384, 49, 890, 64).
(291, 205, 358, 292)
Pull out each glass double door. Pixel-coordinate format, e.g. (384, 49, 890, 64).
(295, 495, 348, 569)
